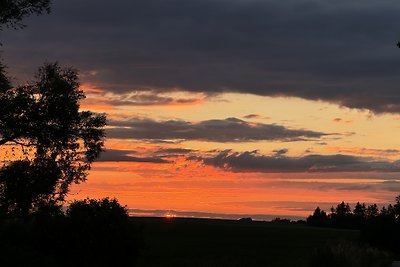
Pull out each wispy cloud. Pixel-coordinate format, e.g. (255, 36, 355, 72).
(98, 149, 170, 163)
(243, 114, 270, 120)
(84, 88, 205, 107)
(332, 118, 353, 124)
(325, 147, 400, 158)
(107, 117, 331, 142)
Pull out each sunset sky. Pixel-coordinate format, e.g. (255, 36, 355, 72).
(2, 0, 400, 219)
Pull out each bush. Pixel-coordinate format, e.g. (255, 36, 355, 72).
(309, 241, 392, 267)
(361, 217, 400, 254)
(0, 198, 143, 267)
(65, 198, 142, 266)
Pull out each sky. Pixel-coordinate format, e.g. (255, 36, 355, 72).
(2, 0, 400, 219)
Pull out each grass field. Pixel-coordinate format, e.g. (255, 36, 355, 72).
(133, 217, 360, 267)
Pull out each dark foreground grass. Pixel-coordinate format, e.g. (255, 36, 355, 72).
(133, 217, 360, 267)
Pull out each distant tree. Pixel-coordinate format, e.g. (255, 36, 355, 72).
(239, 217, 253, 222)
(393, 195, 400, 220)
(352, 202, 366, 227)
(271, 217, 291, 223)
(386, 204, 396, 218)
(366, 204, 379, 219)
(335, 201, 351, 217)
(0, 0, 50, 30)
(329, 202, 353, 228)
(379, 205, 395, 220)
(307, 206, 328, 227)
(353, 202, 366, 218)
(0, 63, 106, 215)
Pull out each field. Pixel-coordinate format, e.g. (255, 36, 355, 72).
(133, 217, 360, 267)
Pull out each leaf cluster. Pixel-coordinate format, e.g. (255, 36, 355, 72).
(0, 0, 50, 30)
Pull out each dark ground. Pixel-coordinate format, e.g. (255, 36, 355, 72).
(132, 217, 359, 267)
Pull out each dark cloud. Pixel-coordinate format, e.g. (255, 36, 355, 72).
(155, 148, 195, 154)
(243, 114, 269, 119)
(195, 150, 400, 173)
(107, 117, 330, 142)
(98, 149, 170, 163)
(273, 148, 289, 156)
(319, 180, 400, 192)
(332, 118, 353, 124)
(316, 142, 328, 146)
(3, 0, 400, 113)
(86, 91, 203, 106)
(328, 147, 400, 157)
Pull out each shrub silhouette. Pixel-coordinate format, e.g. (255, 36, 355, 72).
(0, 198, 142, 267)
(65, 198, 141, 266)
(309, 241, 392, 267)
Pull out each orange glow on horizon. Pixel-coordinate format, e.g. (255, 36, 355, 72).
(68, 157, 398, 218)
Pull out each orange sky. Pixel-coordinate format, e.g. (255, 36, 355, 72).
(64, 89, 400, 219)
(3, 0, 400, 221)
(2, 86, 399, 219)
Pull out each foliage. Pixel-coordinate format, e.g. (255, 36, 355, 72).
(0, 159, 59, 217)
(307, 206, 328, 227)
(0, 198, 142, 267)
(307, 196, 400, 230)
(309, 241, 392, 267)
(0, 0, 51, 30)
(0, 63, 106, 214)
(67, 197, 129, 225)
(308, 195, 400, 255)
(66, 198, 141, 266)
(134, 217, 359, 267)
(0, 64, 10, 90)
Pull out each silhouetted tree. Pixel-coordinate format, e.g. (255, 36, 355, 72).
(366, 204, 379, 219)
(0, 63, 106, 213)
(0, 0, 50, 30)
(307, 206, 328, 227)
(352, 202, 366, 227)
(329, 201, 353, 228)
(353, 202, 366, 218)
(335, 201, 351, 216)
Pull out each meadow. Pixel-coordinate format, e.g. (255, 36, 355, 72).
(134, 217, 361, 267)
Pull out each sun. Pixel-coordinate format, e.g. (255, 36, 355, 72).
(165, 213, 176, 219)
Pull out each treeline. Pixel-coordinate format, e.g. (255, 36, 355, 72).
(307, 195, 400, 253)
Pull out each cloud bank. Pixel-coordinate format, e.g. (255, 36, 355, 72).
(195, 150, 400, 173)
(3, 0, 400, 113)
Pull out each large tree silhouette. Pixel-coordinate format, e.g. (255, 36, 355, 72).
(0, 63, 106, 215)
